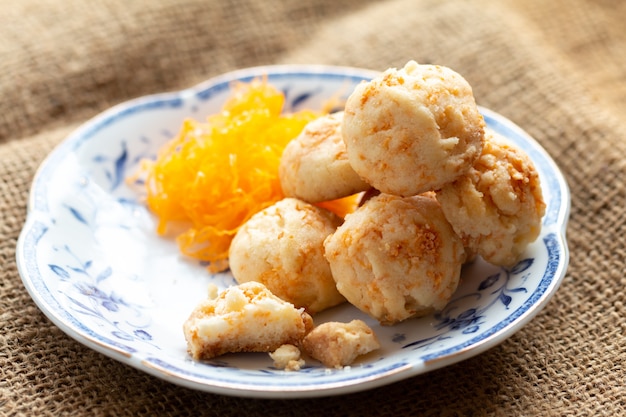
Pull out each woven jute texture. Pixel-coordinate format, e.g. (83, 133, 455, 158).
(1, 0, 625, 415)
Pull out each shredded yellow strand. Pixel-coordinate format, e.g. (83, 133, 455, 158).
(140, 79, 319, 272)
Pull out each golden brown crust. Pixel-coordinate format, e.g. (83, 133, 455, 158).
(342, 60, 485, 196)
(279, 112, 369, 203)
(229, 198, 345, 314)
(436, 129, 546, 266)
(324, 193, 465, 325)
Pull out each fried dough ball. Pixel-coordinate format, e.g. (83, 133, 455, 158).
(279, 112, 370, 203)
(436, 129, 546, 266)
(302, 320, 380, 368)
(229, 198, 345, 314)
(182, 282, 313, 360)
(323, 193, 465, 325)
(342, 60, 485, 196)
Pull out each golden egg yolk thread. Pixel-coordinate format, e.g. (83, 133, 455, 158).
(137, 79, 358, 273)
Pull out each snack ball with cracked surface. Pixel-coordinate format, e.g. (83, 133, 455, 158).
(436, 129, 546, 266)
(323, 193, 465, 325)
(182, 282, 313, 360)
(229, 197, 345, 315)
(342, 60, 485, 196)
(279, 111, 370, 203)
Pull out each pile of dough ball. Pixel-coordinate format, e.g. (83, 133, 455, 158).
(282, 60, 543, 324)
(184, 60, 545, 369)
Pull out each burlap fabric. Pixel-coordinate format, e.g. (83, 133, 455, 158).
(1, 0, 625, 415)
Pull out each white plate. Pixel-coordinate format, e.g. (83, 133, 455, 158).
(16, 65, 570, 398)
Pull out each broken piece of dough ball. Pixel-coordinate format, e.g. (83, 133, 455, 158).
(229, 198, 345, 314)
(269, 344, 305, 371)
(279, 112, 370, 203)
(342, 60, 485, 196)
(436, 129, 546, 266)
(302, 320, 380, 368)
(182, 282, 313, 360)
(324, 193, 465, 325)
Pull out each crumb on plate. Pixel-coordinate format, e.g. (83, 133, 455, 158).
(302, 320, 380, 368)
(269, 344, 306, 371)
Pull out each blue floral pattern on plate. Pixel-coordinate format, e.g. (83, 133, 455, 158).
(16, 65, 570, 398)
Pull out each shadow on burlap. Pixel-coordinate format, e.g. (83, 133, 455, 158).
(1, 0, 625, 415)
